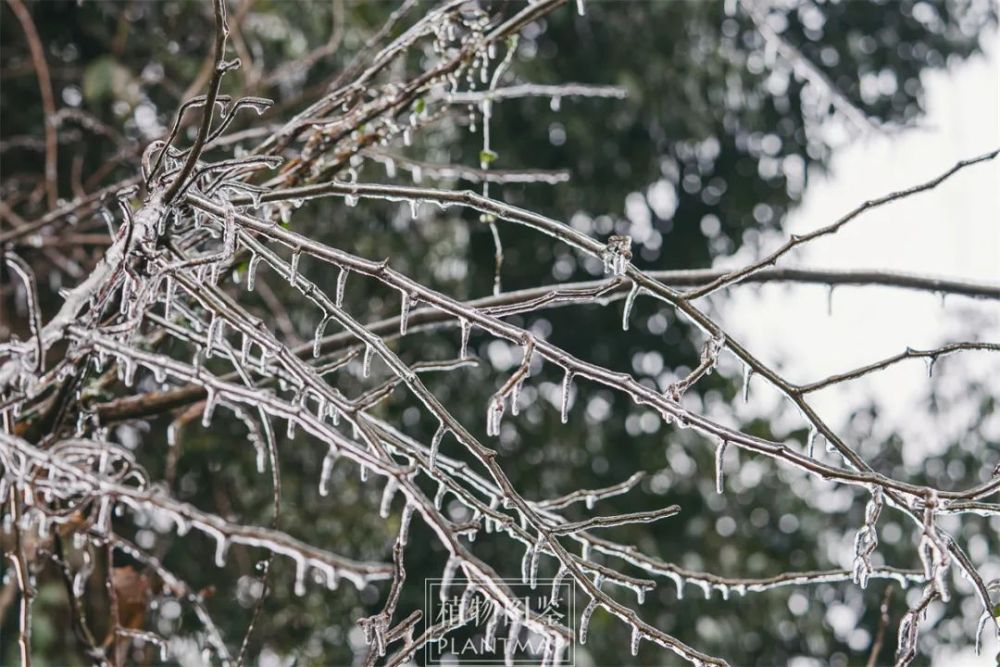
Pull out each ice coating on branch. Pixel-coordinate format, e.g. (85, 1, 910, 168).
(601, 235, 632, 276)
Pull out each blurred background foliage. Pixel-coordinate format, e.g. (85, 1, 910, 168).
(1, 0, 997, 665)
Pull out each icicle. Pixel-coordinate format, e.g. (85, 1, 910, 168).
(73, 531, 87, 550)
(806, 426, 818, 458)
(439, 558, 459, 600)
(602, 235, 632, 276)
(528, 536, 543, 589)
(254, 436, 266, 474)
(379, 478, 398, 519)
(826, 285, 835, 316)
(73, 569, 88, 598)
(294, 557, 307, 596)
(205, 317, 219, 358)
(319, 449, 338, 496)
(213, 531, 229, 567)
(289, 249, 301, 283)
(486, 396, 504, 437)
(852, 486, 883, 589)
(202, 389, 217, 428)
(926, 356, 937, 378)
(974, 612, 991, 656)
(241, 334, 251, 365)
(399, 292, 411, 335)
(459, 318, 471, 358)
(362, 344, 374, 377)
(575, 0, 586, 15)
(434, 481, 447, 510)
(399, 503, 414, 546)
(335, 267, 348, 307)
(520, 542, 531, 583)
(741, 365, 752, 402)
(715, 439, 728, 494)
(550, 566, 568, 606)
(245, 254, 259, 292)
(560, 370, 573, 423)
(430, 423, 446, 469)
(667, 571, 685, 599)
(164, 277, 175, 318)
(313, 316, 329, 358)
(552, 636, 566, 667)
(622, 282, 640, 331)
(504, 617, 521, 667)
(459, 584, 476, 623)
(511, 379, 524, 416)
(122, 357, 136, 387)
(630, 627, 642, 656)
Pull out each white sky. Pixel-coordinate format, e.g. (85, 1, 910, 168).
(713, 30, 1000, 442)
(707, 30, 999, 665)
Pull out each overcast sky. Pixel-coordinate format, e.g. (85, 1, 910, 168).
(709, 29, 999, 665)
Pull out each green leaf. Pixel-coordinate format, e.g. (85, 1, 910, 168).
(479, 149, 498, 165)
(414, 98, 426, 114)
